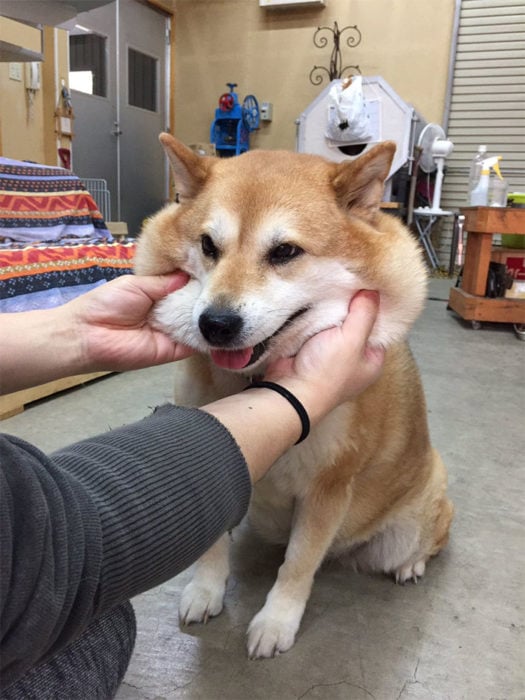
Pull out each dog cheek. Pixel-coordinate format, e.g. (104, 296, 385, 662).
(314, 297, 350, 330)
(298, 298, 350, 350)
(269, 298, 349, 361)
(151, 281, 203, 346)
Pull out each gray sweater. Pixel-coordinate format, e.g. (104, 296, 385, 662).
(0, 404, 251, 686)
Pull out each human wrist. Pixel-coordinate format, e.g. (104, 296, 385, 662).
(244, 381, 310, 444)
(260, 375, 335, 429)
(44, 305, 87, 375)
(201, 388, 304, 483)
(42, 304, 86, 377)
(0, 306, 85, 394)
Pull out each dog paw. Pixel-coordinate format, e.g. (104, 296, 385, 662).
(246, 609, 300, 659)
(394, 558, 426, 584)
(179, 580, 225, 625)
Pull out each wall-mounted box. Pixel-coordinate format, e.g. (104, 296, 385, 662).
(260, 102, 273, 122)
(8, 63, 23, 81)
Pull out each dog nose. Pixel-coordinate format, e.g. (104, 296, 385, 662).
(199, 307, 244, 345)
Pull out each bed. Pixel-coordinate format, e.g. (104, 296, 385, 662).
(0, 157, 136, 418)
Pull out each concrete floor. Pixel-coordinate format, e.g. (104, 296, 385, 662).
(2, 278, 524, 700)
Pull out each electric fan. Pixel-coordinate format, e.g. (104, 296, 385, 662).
(414, 123, 454, 214)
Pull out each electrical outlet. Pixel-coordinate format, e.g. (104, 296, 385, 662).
(9, 63, 22, 82)
(260, 101, 273, 122)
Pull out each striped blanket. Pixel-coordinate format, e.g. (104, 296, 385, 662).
(0, 243, 135, 312)
(0, 157, 111, 244)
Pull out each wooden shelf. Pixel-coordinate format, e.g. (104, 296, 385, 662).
(448, 207, 525, 326)
(0, 372, 110, 420)
(461, 206, 525, 235)
(449, 286, 525, 324)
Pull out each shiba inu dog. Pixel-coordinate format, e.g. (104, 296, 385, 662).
(134, 134, 453, 659)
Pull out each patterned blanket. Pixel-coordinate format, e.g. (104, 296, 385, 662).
(0, 157, 111, 244)
(0, 243, 135, 312)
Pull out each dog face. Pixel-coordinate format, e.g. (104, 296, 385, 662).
(134, 135, 427, 374)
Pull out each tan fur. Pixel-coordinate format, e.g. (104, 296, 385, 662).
(135, 135, 453, 658)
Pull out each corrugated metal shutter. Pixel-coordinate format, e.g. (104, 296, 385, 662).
(438, 0, 525, 265)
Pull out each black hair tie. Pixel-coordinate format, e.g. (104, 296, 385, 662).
(244, 380, 310, 444)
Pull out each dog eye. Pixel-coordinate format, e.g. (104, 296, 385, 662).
(201, 234, 219, 260)
(269, 243, 304, 265)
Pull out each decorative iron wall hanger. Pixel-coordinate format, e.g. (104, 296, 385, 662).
(309, 21, 362, 86)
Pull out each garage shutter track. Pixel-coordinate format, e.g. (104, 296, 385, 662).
(438, 0, 525, 266)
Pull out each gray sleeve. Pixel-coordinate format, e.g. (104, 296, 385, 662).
(0, 404, 251, 685)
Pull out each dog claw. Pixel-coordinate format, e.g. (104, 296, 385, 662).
(394, 558, 426, 585)
(248, 643, 279, 660)
(179, 579, 226, 626)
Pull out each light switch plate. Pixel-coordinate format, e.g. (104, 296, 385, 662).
(9, 63, 23, 81)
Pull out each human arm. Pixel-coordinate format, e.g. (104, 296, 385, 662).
(0, 291, 382, 685)
(0, 405, 252, 686)
(0, 272, 194, 394)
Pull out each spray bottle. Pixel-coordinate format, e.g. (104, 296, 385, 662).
(469, 156, 502, 206)
(467, 145, 487, 203)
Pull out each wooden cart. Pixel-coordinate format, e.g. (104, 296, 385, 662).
(448, 207, 525, 330)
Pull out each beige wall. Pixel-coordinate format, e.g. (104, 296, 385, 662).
(0, 1, 454, 161)
(174, 0, 455, 150)
(0, 0, 168, 164)
(0, 60, 46, 162)
(0, 25, 69, 164)
(43, 27, 72, 165)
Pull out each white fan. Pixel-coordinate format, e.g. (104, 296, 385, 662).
(415, 123, 454, 214)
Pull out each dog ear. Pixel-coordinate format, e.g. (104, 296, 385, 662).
(332, 141, 396, 220)
(159, 133, 214, 201)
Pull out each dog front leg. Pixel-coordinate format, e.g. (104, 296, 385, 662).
(247, 480, 351, 659)
(179, 533, 230, 625)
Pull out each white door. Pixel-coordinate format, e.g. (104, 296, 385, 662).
(64, 0, 168, 235)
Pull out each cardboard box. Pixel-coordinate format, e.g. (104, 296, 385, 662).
(106, 221, 129, 241)
(491, 247, 525, 280)
(506, 280, 525, 299)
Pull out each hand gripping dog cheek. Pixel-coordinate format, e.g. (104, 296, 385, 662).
(149, 279, 204, 347)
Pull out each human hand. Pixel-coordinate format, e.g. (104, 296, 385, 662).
(69, 273, 195, 373)
(263, 291, 384, 424)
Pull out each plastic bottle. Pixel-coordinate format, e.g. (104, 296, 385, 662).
(470, 156, 502, 206)
(489, 169, 508, 207)
(467, 145, 487, 204)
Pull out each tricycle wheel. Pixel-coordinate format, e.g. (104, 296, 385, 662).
(513, 324, 525, 341)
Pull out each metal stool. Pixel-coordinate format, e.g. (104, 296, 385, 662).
(448, 213, 465, 276)
(413, 208, 454, 269)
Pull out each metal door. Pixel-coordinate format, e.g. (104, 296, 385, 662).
(118, 0, 168, 234)
(65, 0, 168, 235)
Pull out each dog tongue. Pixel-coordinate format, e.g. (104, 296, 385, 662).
(210, 347, 253, 370)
